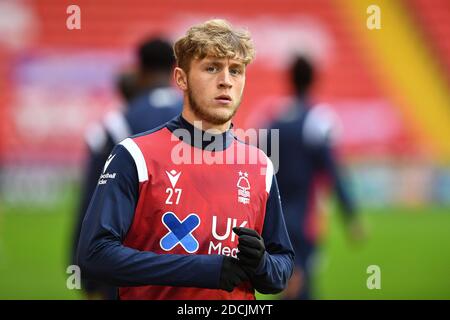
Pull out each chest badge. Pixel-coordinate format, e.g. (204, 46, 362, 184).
(237, 171, 251, 205)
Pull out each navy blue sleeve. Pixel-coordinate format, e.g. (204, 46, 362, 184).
(76, 144, 223, 288)
(72, 136, 114, 265)
(251, 175, 295, 294)
(316, 144, 356, 220)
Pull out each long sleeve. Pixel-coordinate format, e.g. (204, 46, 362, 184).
(251, 175, 295, 294)
(76, 144, 223, 288)
(304, 103, 356, 220)
(71, 135, 114, 266)
(317, 144, 356, 220)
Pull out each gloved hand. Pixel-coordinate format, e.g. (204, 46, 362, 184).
(219, 256, 250, 292)
(233, 227, 266, 274)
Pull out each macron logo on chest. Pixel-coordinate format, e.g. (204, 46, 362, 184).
(166, 169, 182, 188)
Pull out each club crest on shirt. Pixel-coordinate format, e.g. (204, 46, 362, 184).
(237, 171, 251, 205)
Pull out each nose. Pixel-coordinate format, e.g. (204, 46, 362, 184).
(218, 69, 232, 89)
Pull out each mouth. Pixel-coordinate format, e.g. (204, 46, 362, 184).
(214, 94, 232, 104)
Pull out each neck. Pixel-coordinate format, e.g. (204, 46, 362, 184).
(166, 115, 235, 151)
(181, 103, 232, 134)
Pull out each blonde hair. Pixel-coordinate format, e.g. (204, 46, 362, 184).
(174, 19, 255, 72)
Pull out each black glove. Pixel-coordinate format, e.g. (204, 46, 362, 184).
(219, 256, 250, 292)
(233, 227, 266, 274)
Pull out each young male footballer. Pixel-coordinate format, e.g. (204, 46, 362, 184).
(77, 19, 294, 300)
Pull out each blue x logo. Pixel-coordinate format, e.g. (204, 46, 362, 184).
(160, 212, 200, 253)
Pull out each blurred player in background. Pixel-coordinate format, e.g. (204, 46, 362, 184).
(115, 70, 139, 104)
(77, 19, 294, 300)
(72, 37, 182, 299)
(267, 56, 364, 300)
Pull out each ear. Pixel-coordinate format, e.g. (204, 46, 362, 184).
(173, 67, 188, 91)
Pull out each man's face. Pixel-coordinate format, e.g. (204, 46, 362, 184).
(185, 56, 246, 125)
